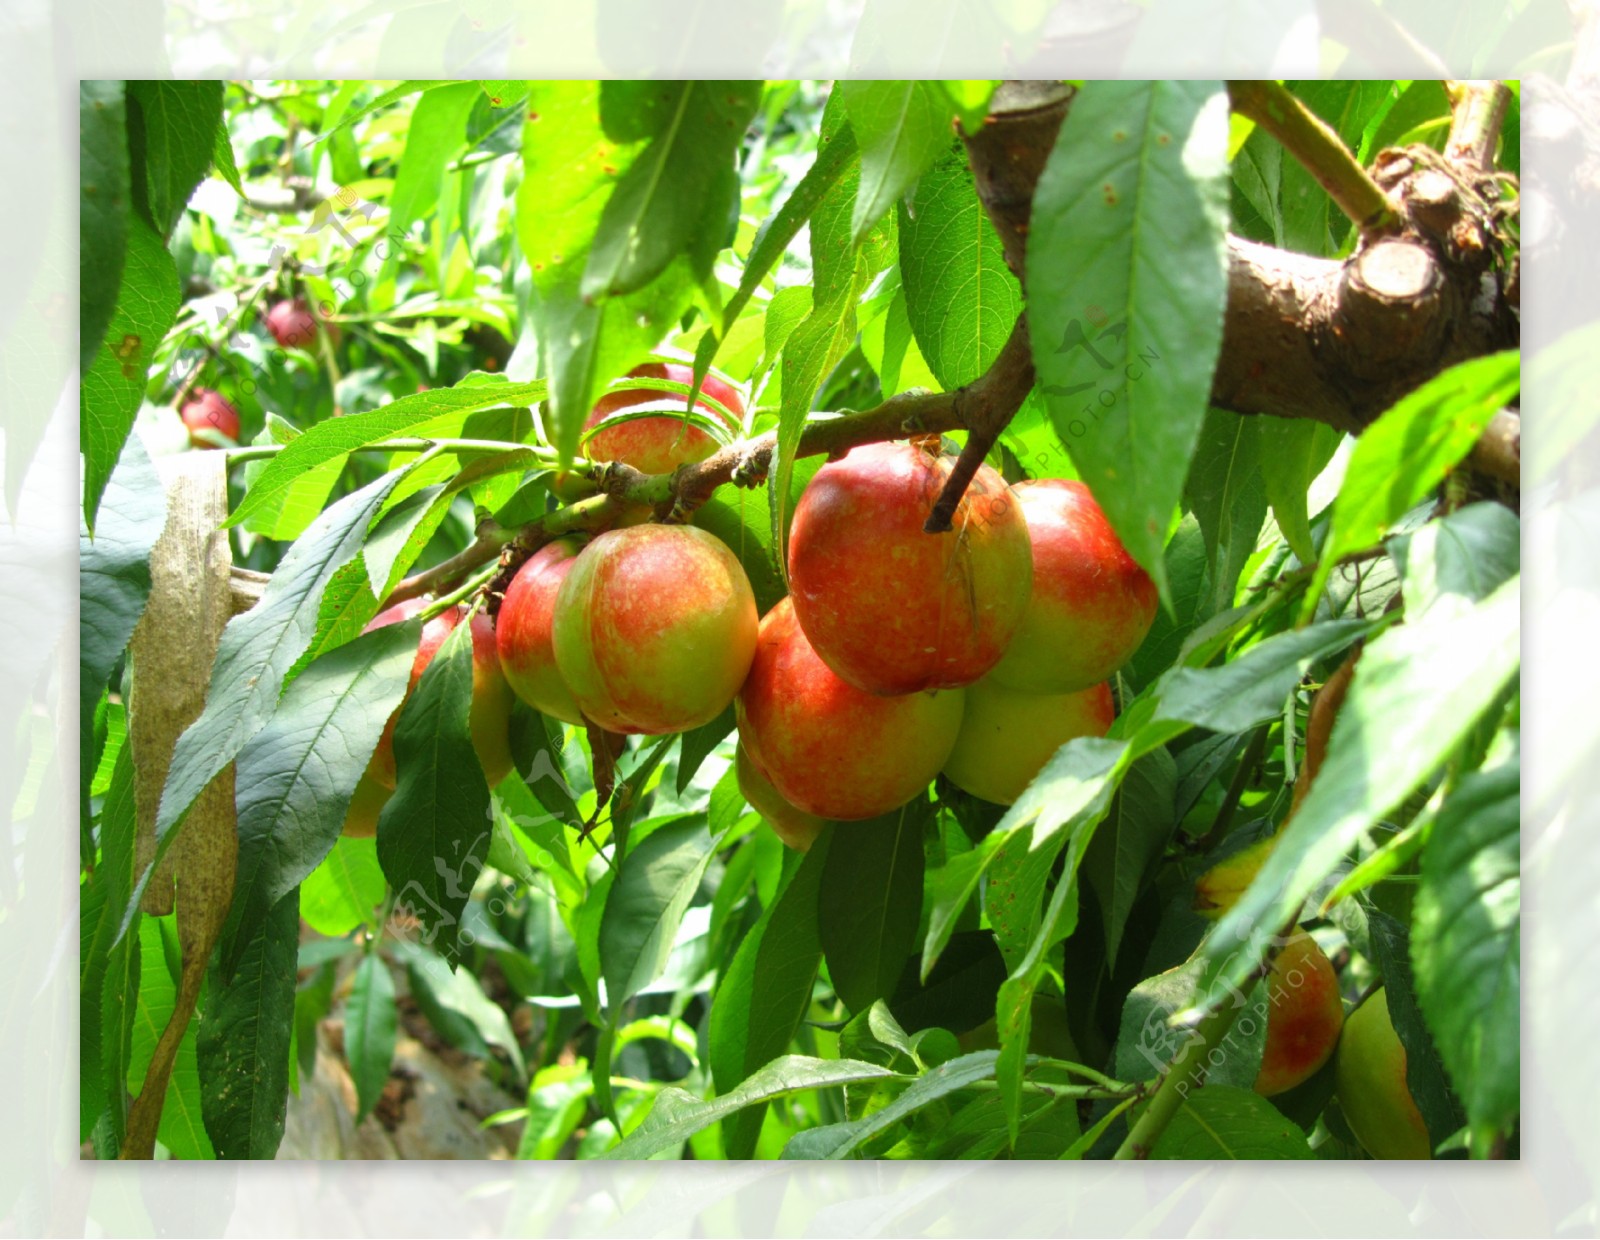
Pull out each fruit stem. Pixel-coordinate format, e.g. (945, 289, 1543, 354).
(1112, 933, 1288, 1159)
(224, 437, 557, 463)
(1227, 80, 1399, 237)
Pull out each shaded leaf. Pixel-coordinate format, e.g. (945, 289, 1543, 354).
(346, 953, 398, 1123)
(1151, 1084, 1313, 1158)
(198, 888, 299, 1159)
(127, 80, 223, 236)
(80, 80, 131, 377)
(1028, 80, 1231, 599)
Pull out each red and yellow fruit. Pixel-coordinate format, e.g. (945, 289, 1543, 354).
(1335, 987, 1431, 1159)
(180, 388, 240, 447)
(581, 361, 744, 475)
(989, 479, 1157, 694)
(941, 676, 1114, 805)
(787, 440, 1033, 696)
(264, 297, 328, 350)
(737, 597, 964, 821)
(552, 524, 758, 734)
(496, 539, 586, 725)
(1255, 930, 1345, 1097)
(361, 598, 516, 791)
(735, 743, 826, 852)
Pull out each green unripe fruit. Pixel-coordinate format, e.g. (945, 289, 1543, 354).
(1335, 987, 1432, 1159)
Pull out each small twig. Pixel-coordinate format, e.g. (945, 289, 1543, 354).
(1446, 81, 1513, 174)
(923, 317, 1036, 533)
(1228, 81, 1399, 236)
(1113, 934, 1289, 1159)
(224, 437, 553, 464)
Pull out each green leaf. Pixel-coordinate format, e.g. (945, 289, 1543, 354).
(1150, 1085, 1313, 1158)
(80, 433, 165, 816)
(600, 817, 720, 1019)
(221, 622, 419, 977)
(715, 119, 857, 342)
(126, 81, 224, 236)
(80, 81, 131, 376)
(517, 83, 697, 465)
(580, 81, 760, 300)
(708, 836, 830, 1158)
(1305, 351, 1520, 618)
(312, 80, 471, 144)
(782, 1050, 1001, 1159)
(819, 798, 930, 1014)
(939, 81, 1000, 132)
(516, 1062, 592, 1158)
(346, 953, 399, 1123)
(396, 941, 525, 1076)
(126, 917, 213, 1159)
(1114, 953, 1268, 1090)
(1083, 746, 1177, 969)
(301, 837, 387, 938)
(769, 93, 874, 570)
(603, 1055, 896, 1161)
(198, 887, 299, 1159)
(480, 80, 531, 109)
(211, 116, 244, 195)
(144, 469, 414, 882)
(1193, 576, 1520, 1017)
(839, 80, 955, 245)
(1412, 738, 1520, 1151)
(224, 378, 546, 533)
(1185, 407, 1268, 613)
(674, 705, 735, 796)
(1027, 80, 1231, 600)
(376, 82, 480, 295)
(1390, 501, 1521, 623)
(373, 617, 493, 963)
(1258, 419, 1342, 565)
(81, 214, 180, 530)
(83, 745, 139, 1143)
(897, 147, 1022, 390)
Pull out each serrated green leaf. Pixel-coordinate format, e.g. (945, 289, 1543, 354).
(1084, 746, 1177, 969)
(840, 80, 955, 245)
(600, 817, 720, 1019)
(346, 953, 398, 1123)
(604, 1055, 895, 1161)
(145, 468, 414, 881)
(782, 1050, 1000, 1159)
(1028, 80, 1231, 601)
(1194, 576, 1520, 1018)
(198, 887, 298, 1158)
(225, 378, 545, 533)
(221, 622, 419, 977)
(1305, 351, 1520, 619)
(1185, 407, 1268, 613)
(898, 147, 1021, 390)
(819, 798, 930, 1014)
(127, 81, 223, 237)
(81, 81, 130, 377)
(1413, 739, 1520, 1151)
(1151, 1084, 1313, 1158)
(1258, 419, 1342, 565)
(80, 433, 164, 818)
(580, 81, 759, 300)
(82, 214, 179, 531)
(375, 619, 492, 963)
(708, 836, 830, 1158)
(375, 82, 479, 297)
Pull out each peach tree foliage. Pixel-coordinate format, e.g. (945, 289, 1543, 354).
(79, 78, 1520, 1161)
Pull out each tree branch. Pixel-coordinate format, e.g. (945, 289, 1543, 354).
(1228, 80, 1400, 236)
(1446, 80, 1513, 173)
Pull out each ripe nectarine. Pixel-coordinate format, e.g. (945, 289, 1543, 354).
(989, 479, 1157, 694)
(736, 597, 964, 821)
(552, 524, 758, 734)
(264, 297, 322, 350)
(180, 388, 240, 447)
(735, 743, 826, 852)
(787, 440, 1032, 695)
(1335, 987, 1431, 1159)
(581, 362, 743, 475)
(941, 676, 1114, 805)
(1255, 930, 1345, 1097)
(362, 598, 516, 790)
(496, 539, 586, 726)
